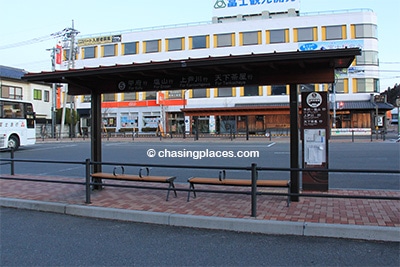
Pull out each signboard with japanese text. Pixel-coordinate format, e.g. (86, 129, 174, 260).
(117, 72, 255, 92)
(213, 0, 300, 17)
(78, 35, 121, 47)
(301, 91, 329, 191)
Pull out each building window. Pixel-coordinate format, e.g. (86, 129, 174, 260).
(83, 95, 91, 102)
(353, 24, 378, 39)
(103, 93, 115, 102)
(44, 90, 50, 102)
(356, 50, 379, 65)
(123, 42, 138, 55)
(1, 86, 23, 99)
(299, 84, 315, 93)
(83, 47, 96, 59)
(355, 78, 379, 93)
(325, 25, 344, 40)
(63, 49, 70, 61)
(191, 35, 208, 49)
(241, 31, 259, 45)
(218, 87, 233, 97)
(192, 88, 207, 98)
(145, 40, 160, 53)
(103, 44, 116, 57)
(145, 91, 157, 100)
(269, 29, 286, 44)
(124, 92, 137, 101)
(243, 86, 259, 96)
(168, 90, 182, 99)
(120, 112, 138, 128)
(33, 89, 42, 100)
(167, 37, 183, 51)
(103, 116, 117, 127)
(271, 85, 286, 95)
(335, 79, 345, 94)
(216, 33, 234, 47)
(296, 27, 316, 42)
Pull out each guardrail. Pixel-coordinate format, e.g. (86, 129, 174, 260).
(1, 151, 399, 217)
(37, 129, 397, 143)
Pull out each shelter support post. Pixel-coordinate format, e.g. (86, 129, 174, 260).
(91, 92, 102, 189)
(246, 115, 249, 141)
(289, 83, 300, 202)
(194, 116, 199, 141)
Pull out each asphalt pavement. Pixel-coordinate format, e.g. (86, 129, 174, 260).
(1, 134, 399, 243)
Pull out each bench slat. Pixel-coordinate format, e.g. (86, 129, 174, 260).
(187, 177, 291, 206)
(92, 173, 175, 183)
(188, 177, 289, 187)
(91, 172, 177, 201)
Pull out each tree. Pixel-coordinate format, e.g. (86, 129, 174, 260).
(381, 84, 400, 106)
(55, 108, 79, 125)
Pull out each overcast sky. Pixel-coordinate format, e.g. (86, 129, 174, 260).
(0, 0, 399, 90)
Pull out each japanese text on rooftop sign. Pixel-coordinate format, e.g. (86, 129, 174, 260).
(213, 0, 300, 17)
(117, 73, 254, 91)
(78, 35, 121, 47)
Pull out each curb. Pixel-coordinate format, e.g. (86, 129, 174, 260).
(1, 197, 399, 242)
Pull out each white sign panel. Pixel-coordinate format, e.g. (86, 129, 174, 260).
(212, 0, 300, 17)
(304, 129, 326, 165)
(298, 40, 364, 51)
(331, 128, 372, 136)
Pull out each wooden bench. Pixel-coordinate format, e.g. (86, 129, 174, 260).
(187, 171, 290, 206)
(91, 167, 177, 201)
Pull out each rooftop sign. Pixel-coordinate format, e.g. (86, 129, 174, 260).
(213, 0, 300, 17)
(78, 35, 121, 47)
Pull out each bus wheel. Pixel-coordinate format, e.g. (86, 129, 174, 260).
(8, 135, 20, 150)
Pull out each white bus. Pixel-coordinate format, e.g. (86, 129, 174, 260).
(0, 98, 36, 150)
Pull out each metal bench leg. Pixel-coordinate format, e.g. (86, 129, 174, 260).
(171, 183, 177, 197)
(287, 186, 291, 207)
(187, 183, 196, 202)
(166, 182, 177, 201)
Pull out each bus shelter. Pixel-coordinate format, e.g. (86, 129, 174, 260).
(24, 48, 361, 201)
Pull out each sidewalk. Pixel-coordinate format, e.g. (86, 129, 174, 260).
(1, 174, 399, 242)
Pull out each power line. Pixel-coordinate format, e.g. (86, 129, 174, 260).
(0, 34, 55, 50)
(0, 28, 76, 50)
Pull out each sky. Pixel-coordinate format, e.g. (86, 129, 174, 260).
(1, 0, 399, 91)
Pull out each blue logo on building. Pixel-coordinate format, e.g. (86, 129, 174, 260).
(299, 43, 318, 51)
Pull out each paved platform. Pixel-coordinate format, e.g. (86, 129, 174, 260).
(1, 174, 399, 242)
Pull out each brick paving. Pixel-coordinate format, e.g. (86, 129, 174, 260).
(1, 174, 399, 227)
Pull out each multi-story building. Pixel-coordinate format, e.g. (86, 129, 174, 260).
(0, 65, 53, 135)
(67, 1, 391, 135)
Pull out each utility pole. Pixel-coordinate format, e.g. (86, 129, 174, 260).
(61, 20, 79, 138)
(46, 47, 57, 138)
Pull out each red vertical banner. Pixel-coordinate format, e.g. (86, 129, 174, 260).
(157, 92, 165, 105)
(55, 43, 62, 65)
(56, 87, 62, 109)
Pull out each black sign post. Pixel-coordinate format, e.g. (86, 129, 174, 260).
(301, 92, 329, 191)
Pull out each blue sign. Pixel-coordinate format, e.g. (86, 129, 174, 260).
(299, 43, 318, 51)
(213, 0, 300, 17)
(298, 40, 364, 51)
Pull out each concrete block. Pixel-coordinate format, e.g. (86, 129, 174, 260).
(65, 205, 171, 225)
(169, 214, 304, 236)
(0, 197, 66, 214)
(303, 222, 400, 242)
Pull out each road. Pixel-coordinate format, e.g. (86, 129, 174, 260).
(0, 140, 399, 190)
(1, 207, 399, 267)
